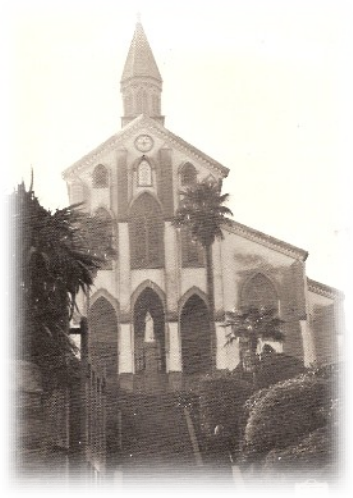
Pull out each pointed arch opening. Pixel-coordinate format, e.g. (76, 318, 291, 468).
(129, 193, 165, 269)
(88, 297, 118, 383)
(180, 162, 197, 186)
(137, 158, 152, 187)
(241, 273, 279, 313)
(180, 294, 211, 375)
(133, 287, 166, 373)
(90, 208, 117, 269)
(93, 164, 109, 188)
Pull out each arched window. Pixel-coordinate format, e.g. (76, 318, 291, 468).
(136, 89, 148, 115)
(142, 90, 148, 114)
(88, 297, 118, 380)
(93, 164, 108, 188)
(180, 163, 197, 186)
(241, 273, 279, 312)
(91, 208, 116, 269)
(152, 94, 160, 115)
(124, 93, 133, 115)
(138, 159, 152, 187)
(181, 227, 204, 267)
(129, 193, 164, 269)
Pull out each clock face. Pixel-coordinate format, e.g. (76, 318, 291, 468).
(135, 134, 154, 152)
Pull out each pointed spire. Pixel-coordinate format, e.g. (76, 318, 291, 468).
(120, 22, 164, 127)
(121, 22, 162, 83)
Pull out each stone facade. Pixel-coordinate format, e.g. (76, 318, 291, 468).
(63, 22, 343, 393)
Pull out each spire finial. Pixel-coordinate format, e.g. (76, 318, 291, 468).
(136, 12, 141, 23)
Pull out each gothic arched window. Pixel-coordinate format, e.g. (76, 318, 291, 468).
(93, 164, 108, 188)
(152, 94, 160, 115)
(124, 94, 133, 115)
(241, 273, 279, 312)
(180, 163, 197, 186)
(129, 193, 164, 269)
(181, 227, 204, 267)
(138, 159, 152, 187)
(91, 208, 116, 269)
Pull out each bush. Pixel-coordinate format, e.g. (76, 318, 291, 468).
(240, 363, 341, 468)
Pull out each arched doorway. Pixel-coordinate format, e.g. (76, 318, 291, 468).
(180, 295, 211, 375)
(133, 287, 166, 373)
(88, 297, 118, 383)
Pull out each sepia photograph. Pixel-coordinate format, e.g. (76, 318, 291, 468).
(3, 0, 351, 494)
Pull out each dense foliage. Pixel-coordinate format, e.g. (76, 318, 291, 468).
(173, 180, 233, 248)
(223, 306, 285, 384)
(173, 179, 233, 361)
(12, 183, 101, 388)
(239, 363, 341, 477)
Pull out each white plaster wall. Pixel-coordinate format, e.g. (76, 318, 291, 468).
(180, 269, 206, 297)
(93, 269, 118, 300)
(168, 322, 182, 372)
(215, 324, 228, 370)
(300, 320, 316, 367)
(130, 270, 165, 296)
(119, 323, 133, 373)
(221, 229, 295, 312)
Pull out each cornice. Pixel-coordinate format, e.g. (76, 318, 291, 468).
(62, 115, 229, 179)
(223, 219, 309, 261)
(307, 278, 344, 300)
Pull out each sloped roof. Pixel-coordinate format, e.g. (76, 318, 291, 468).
(307, 278, 344, 300)
(62, 114, 230, 179)
(223, 218, 309, 261)
(121, 22, 162, 83)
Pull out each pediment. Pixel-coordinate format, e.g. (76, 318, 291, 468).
(62, 114, 229, 180)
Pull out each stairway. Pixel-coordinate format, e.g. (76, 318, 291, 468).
(123, 394, 234, 498)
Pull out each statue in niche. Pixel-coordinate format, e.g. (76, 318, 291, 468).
(144, 311, 155, 343)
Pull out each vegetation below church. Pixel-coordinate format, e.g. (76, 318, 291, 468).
(12, 183, 102, 391)
(239, 362, 341, 481)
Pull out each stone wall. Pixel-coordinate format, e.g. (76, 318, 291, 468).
(0, 360, 45, 498)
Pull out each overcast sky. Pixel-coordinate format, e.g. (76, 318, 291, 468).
(3, 0, 352, 291)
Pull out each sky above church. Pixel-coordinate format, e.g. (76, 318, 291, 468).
(2, 0, 352, 292)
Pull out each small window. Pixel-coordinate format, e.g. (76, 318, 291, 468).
(138, 159, 152, 187)
(124, 94, 133, 115)
(181, 163, 197, 186)
(152, 94, 160, 115)
(93, 165, 108, 188)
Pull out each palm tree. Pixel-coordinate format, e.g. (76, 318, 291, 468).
(173, 179, 233, 368)
(13, 183, 101, 389)
(223, 306, 285, 386)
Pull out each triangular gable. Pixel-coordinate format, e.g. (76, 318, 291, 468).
(62, 114, 229, 180)
(223, 218, 309, 261)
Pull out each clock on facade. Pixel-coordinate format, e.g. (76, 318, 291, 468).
(134, 134, 154, 152)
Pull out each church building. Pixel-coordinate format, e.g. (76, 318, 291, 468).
(63, 22, 343, 393)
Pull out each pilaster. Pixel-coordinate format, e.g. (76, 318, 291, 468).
(164, 222, 179, 313)
(119, 323, 134, 374)
(168, 322, 182, 372)
(215, 323, 228, 370)
(118, 222, 131, 312)
(300, 319, 316, 367)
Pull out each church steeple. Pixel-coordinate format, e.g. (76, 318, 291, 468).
(120, 22, 164, 127)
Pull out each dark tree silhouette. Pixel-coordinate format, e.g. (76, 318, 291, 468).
(173, 179, 233, 369)
(12, 183, 101, 388)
